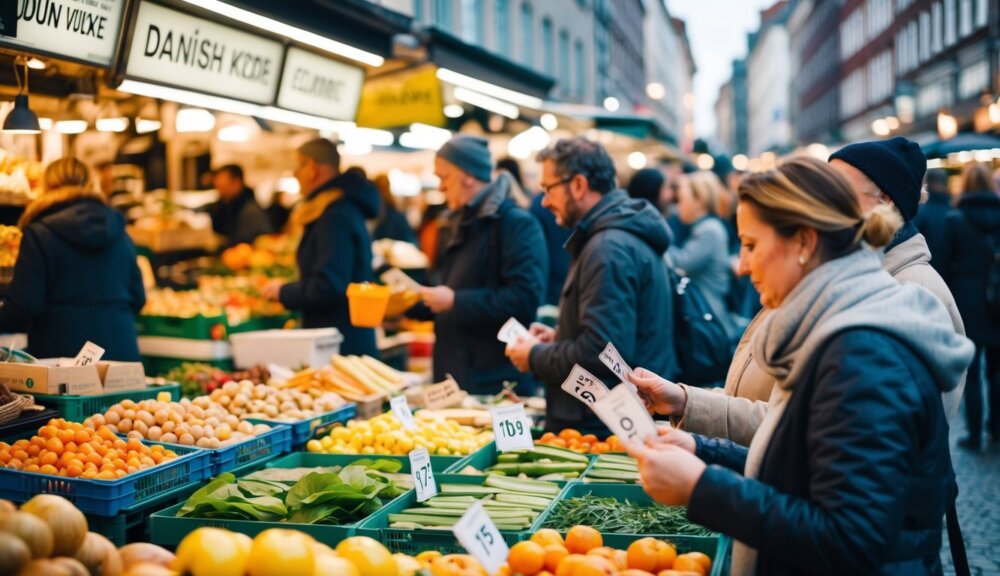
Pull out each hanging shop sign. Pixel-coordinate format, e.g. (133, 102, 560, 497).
(276, 47, 365, 122)
(125, 1, 284, 105)
(356, 64, 445, 129)
(0, 0, 126, 66)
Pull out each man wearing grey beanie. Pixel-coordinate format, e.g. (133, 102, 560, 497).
(411, 134, 547, 394)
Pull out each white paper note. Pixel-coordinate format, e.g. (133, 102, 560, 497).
(560, 364, 610, 405)
(592, 383, 657, 444)
(453, 501, 509, 574)
(409, 448, 438, 502)
(490, 404, 534, 451)
(599, 342, 634, 382)
(497, 317, 530, 344)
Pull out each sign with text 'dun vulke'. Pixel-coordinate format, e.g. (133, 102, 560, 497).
(125, 1, 284, 104)
(1, 0, 126, 66)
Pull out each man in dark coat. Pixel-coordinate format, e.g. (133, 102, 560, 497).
(413, 135, 546, 394)
(0, 159, 145, 360)
(507, 137, 678, 433)
(209, 164, 272, 247)
(262, 139, 379, 356)
(914, 168, 953, 277)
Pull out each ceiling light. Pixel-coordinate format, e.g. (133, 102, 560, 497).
(732, 154, 749, 171)
(603, 97, 620, 112)
(885, 116, 900, 130)
(3, 59, 40, 134)
(26, 58, 45, 70)
(38, 118, 53, 131)
(444, 104, 464, 118)
(217, 124, 251, 142)
(540, 113, 558, 131)
(437, 68, 544, 109)
(871, 118, 890, 136)
(176, 108, 216, 132)
(507, 126, 551, 160)
(399, 132, 447, 150)
(340, 127, 394, 147)
(342, 140, 373, 156)
(174, 0, 383, 67)
(646, 82, 665, 101)
(627, 151, 647, 170)
(696, 154, 715, 170)
(55, 120, 88, 134)
(453, 87, 519, 119)
(136, 118, 162, 134)
(97, 117, 129, 132)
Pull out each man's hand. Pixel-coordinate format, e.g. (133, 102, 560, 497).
(647, 425, 696, 454)
(506, 334, 540, 373)
(261, 279, 286, 302)
(625, 438, 706, 506)
(529, 322, 556, 343)
(419, 286, 456, 313)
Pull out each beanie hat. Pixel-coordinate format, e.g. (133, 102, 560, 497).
(828, 136, 926, 221)
(437, 135, 493, 183)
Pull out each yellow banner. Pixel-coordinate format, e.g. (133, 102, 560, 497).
(356, 64, 445, 129)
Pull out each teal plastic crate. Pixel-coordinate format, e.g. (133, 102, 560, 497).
(266, 451, 458, 474)
(87, 480, 202, 546)
(245, 403, 356, 447)
(32, 384, 182, 422)
(447, 441, 595, 478)
(137, 314, 229, 340)
(356, 473, 570, 555)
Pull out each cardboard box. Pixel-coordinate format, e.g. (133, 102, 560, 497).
(0, 359, 147, 395)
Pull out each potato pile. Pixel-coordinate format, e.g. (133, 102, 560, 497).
(197, 380, 347, 422)
(83, 398, 271, 449)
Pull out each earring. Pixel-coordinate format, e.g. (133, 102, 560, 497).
(798, 255, 806, 266)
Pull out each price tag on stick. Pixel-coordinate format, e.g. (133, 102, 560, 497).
(73, 341, 105, 367)
(453, 501, 509, 574)
(497, 317, 530, 344)
(599, 342, 634, 382)
(560, 364, 610, 405)
(490, 404, 534, 451)
(390, 395, 417, 430)
(408, 448, 437, 502)
(592, 384, 657, 444)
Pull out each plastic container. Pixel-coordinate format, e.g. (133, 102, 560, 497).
(136, 314, 228, 340)
(448, 442, 595, 477)
(266, 451, 459, 474)
(32, 384, 182, 422)
(142, 356, 233, 377)
(347, 283, 392, 327)
(154, 425, 292, 476)
(87, 480, 202, 546)
(229, 328, 342, 370)
(245, 403, 356, 448)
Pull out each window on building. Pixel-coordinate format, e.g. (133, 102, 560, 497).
(559, 30, 570, 96)
(945, 0, 957, 45)
(574, 39, 585, 99)
(521, 2, 534, 67)
(920, 11, 931, 61)
(959, 0, 972, 36)
(495, 0, 510, 53)
(542, 18, 554, 75)
(975, 0, 988, 27)
(434, 0, 452, 30)
(460, 0, 484, 44)
(414, 0, 424, 22)
(932, 3, 943, 54)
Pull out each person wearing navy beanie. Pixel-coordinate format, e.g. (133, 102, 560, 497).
(830, 137, 967, 422)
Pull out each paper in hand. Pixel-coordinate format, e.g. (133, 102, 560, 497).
(497, 317, 530, 344)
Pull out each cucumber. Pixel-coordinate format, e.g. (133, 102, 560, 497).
(484, 474, 561, 496)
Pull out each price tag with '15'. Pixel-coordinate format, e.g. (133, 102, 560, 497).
(454, 500, 509, 574)
(561, 364, 610, 405)
(599, 342, 634, 382)
(592, 383, 657, 444)
(409, 448, 437, 502)
(490, 404, 534, 452)
(390, 395, 417, 430)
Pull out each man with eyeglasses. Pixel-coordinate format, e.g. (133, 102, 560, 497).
(506, 137, 679, 433)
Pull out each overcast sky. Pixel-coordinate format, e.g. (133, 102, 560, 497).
(665, 0, 780, 139)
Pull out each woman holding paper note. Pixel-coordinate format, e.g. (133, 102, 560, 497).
(624, 156, 973, 575)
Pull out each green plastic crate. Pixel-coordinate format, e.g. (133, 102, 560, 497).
(137, 314, 228, 340)
(356, 473, 570, 555)
(87, 480, 202, 546)
(227, 314, 295, 334)
(447, 441, 595, 478)
(32, 384, 182, 422)
(266, 451, 458, 474)
(142, 356, 234, 377)
(536, 483, 729, 575)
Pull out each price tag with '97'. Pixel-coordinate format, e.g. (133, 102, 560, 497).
(453, 501, 509, 574)
(408, 448, 437, 502)
(489, 404, 534, 452)
(561, 364, 610, 405)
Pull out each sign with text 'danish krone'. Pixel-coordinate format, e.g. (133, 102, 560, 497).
(276, 47, 365, 122)
(356, 64, 445, 129)
(125, 1, 283, 104)
(0, 0, 126, 66)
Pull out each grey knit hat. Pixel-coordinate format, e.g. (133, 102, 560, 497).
(437, 135, 493, 183)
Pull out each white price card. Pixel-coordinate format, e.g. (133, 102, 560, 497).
(599, 342, 634, 382)
(408, 448, 437, 502)
(453, 500, 509, 574)
(380, 267, 423, 292)
(490, 404, 534, 452)
(497, 317, 530, 344)
(73, 341, 105, 367)
(592, 383, 657, 444)
(390, 395, 417, 430)
(267, 363, 296, 382)
(560, 364, 610, 405)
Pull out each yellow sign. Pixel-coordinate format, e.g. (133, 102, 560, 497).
(356, 64, 445, 129)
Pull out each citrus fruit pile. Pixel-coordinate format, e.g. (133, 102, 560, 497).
(538, 429, 624, 454)
(306, 412, 493, 456)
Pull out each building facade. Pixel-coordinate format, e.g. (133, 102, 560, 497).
(645, 0, 688, 142)
(672, 17, 697, 151)
(747, 1, 793, 156)
(595, 0, 647, 112)
(715, 58, 749, 156)
(788, 0, 842, 145)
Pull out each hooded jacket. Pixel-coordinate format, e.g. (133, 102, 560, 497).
(529, 189, 678, 428)
(946, 190, 1000, 346)
(425, 174, 547, 394)
(913, 191, 953, 278)
(279, 171, 380, 356)
(209, 186, 272, 248)
(0, 187, 145, 361)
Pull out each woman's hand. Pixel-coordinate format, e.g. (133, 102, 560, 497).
(628, 368, 688, 416)
(626, 437, 706, 506)
(647, 425, 696, 454)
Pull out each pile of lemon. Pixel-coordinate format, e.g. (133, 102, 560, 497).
(306, 412, 493, 456)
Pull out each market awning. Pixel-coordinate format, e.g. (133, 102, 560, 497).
(922, 133, 1000, 158)
(543, 103, 678, 146)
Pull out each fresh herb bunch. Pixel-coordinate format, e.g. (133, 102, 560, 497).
(544, 496, 714, 536)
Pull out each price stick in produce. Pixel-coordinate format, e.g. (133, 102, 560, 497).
(599, 341, 634, 382)
(592, 383, 657, 444)
(490, 404, 534, 452)
(408, 448, 438, 502)
(390, 395, 417, 430)
(496, 317, 530, 344)
(561, 364, 610, 405)
(453, 500, 509, 575)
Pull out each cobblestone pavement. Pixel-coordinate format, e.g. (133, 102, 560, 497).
(940, 415, 1000, 575)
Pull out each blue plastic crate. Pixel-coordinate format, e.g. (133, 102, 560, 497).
(87, 480, 202, 546)
(150, 425, 292, 476)
(0, 439, 211, 516)
(246, 403, 356, 448)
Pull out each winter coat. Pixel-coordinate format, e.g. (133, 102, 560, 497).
(530, 193, 571, 306)
(529, 189, 678, 427)
(666, 216, 737, 338)
(0, 188, 145, 360)
(280, 172, 380, 356)
(209, 187, 272, 247)
(424, 175, 547, 394)
(372, 205, 417, 245)
(913, 191, 953, 278)
(945, 190, 1000, 346)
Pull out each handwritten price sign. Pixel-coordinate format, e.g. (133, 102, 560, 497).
(408, 448, 437, 502)
(490, 404, 534, 451)
(560, 364, 610, 405)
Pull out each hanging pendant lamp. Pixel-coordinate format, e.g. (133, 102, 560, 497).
(3, 57, 41, 134)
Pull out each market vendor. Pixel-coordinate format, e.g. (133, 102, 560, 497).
(262, 139, 380, 356)
(0, 157, 145, 361)
(209, 164, 273, 247)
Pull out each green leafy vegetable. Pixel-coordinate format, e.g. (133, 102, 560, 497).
(543, 496, 714, 536)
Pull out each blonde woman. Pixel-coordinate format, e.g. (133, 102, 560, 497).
(0, 157, 145, 360)
(628, 157, 973, 575)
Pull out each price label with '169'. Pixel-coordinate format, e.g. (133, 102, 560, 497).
(453, 501, 509, 574)
(489, 404, 534, 452)
(408, 448, 437, 502)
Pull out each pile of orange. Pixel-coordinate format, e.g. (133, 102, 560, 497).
(0, 418, 179, 480)
(504, 526, 713, 576)
(539, 429, 624, 454)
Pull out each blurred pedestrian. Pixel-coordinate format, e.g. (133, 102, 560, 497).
(209, 164, 273, 247)
(370, 173, 417, 244)
(506, 137, 678, 432)
(519, 157, 572, 308)
(914, 168, 952, 277)
(945, 162, 1000, 450)
(266, 190, 292, 233)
